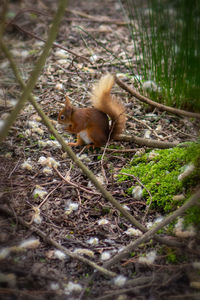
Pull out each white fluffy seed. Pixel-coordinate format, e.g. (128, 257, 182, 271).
(64, 281, 82, 295)
(143, 80, 159, 92)
(50, 282, 59, 290)
(138, 250, 157, 265)
(174, 218, 196, 238)
(0, 120, 5, 131)
(144, 129, 151, 139)
(86, 237, 99, 245)
(27, 120, 40, 128)
(125, 228, 142, 236)
(54, 250, 66, 260)
(42, 166, 53, 175)
(132, 186, 143, 200)
(55, 83, 64, 90)
(113, 275, 127, 287)
(38, 156, 60, 168)
(122, 204, 130, 211)
(55, 49, 69, 59)
(21, 160, 33, 171)
(33, 186, 47, 199)
(73, 248, 94, 257)
(100, 251, 111, 261)
(98, 218, 109, 225)
(33, 214, 42, 224)
(65, 202, 79, 215)
(19, 238, 40, 249)
(0, 248, 10, 260)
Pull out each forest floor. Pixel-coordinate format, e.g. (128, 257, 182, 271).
(0, 0, 200, 299)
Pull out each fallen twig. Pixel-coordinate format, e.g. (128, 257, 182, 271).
(128, 115, 166, 140)
(66, 8, 128, 26)
(115, 75, 200, 119)
(53, 166, 101, 195)
(116, 134, 179, 149)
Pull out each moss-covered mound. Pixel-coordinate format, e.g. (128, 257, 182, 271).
(118, 142, 200, 225)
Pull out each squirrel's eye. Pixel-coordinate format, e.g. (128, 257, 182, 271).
(60, 115, 65, 120)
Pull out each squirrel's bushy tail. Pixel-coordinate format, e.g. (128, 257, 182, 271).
(91, 74, 126, 139)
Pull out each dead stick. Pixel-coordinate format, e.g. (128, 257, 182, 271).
(66, 8, 127, 25)
(116, 134, 179, 149)
(115, 75, 200, 119)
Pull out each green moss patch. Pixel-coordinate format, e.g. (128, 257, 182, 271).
(118, 142, 200, 225)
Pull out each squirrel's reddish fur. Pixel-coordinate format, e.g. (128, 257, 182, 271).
(57, 74, 126, 147)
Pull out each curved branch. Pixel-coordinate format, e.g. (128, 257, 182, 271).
(116, 134, 179, 149)
(115, 75, 200, 119)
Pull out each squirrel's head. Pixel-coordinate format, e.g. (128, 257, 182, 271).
(58, 96, 73, 125)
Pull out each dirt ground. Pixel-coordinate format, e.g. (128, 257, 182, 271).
(0, 0, 200, 299)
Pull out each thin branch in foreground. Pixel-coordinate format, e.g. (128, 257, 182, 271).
(104, 189, 200, 268)
(0, 0, 8, 39)
(0, 0, 68, 142)
(114, 75, 200, 119)
(0, 205, 116, 278)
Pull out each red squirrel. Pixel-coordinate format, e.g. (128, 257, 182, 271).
(57, 74, 126, 147)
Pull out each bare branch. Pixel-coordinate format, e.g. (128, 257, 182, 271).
(116, 134, 179, 149)
(115, 75, 200, 119)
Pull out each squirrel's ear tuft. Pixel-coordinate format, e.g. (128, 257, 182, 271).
(65, 96, 71, 107)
